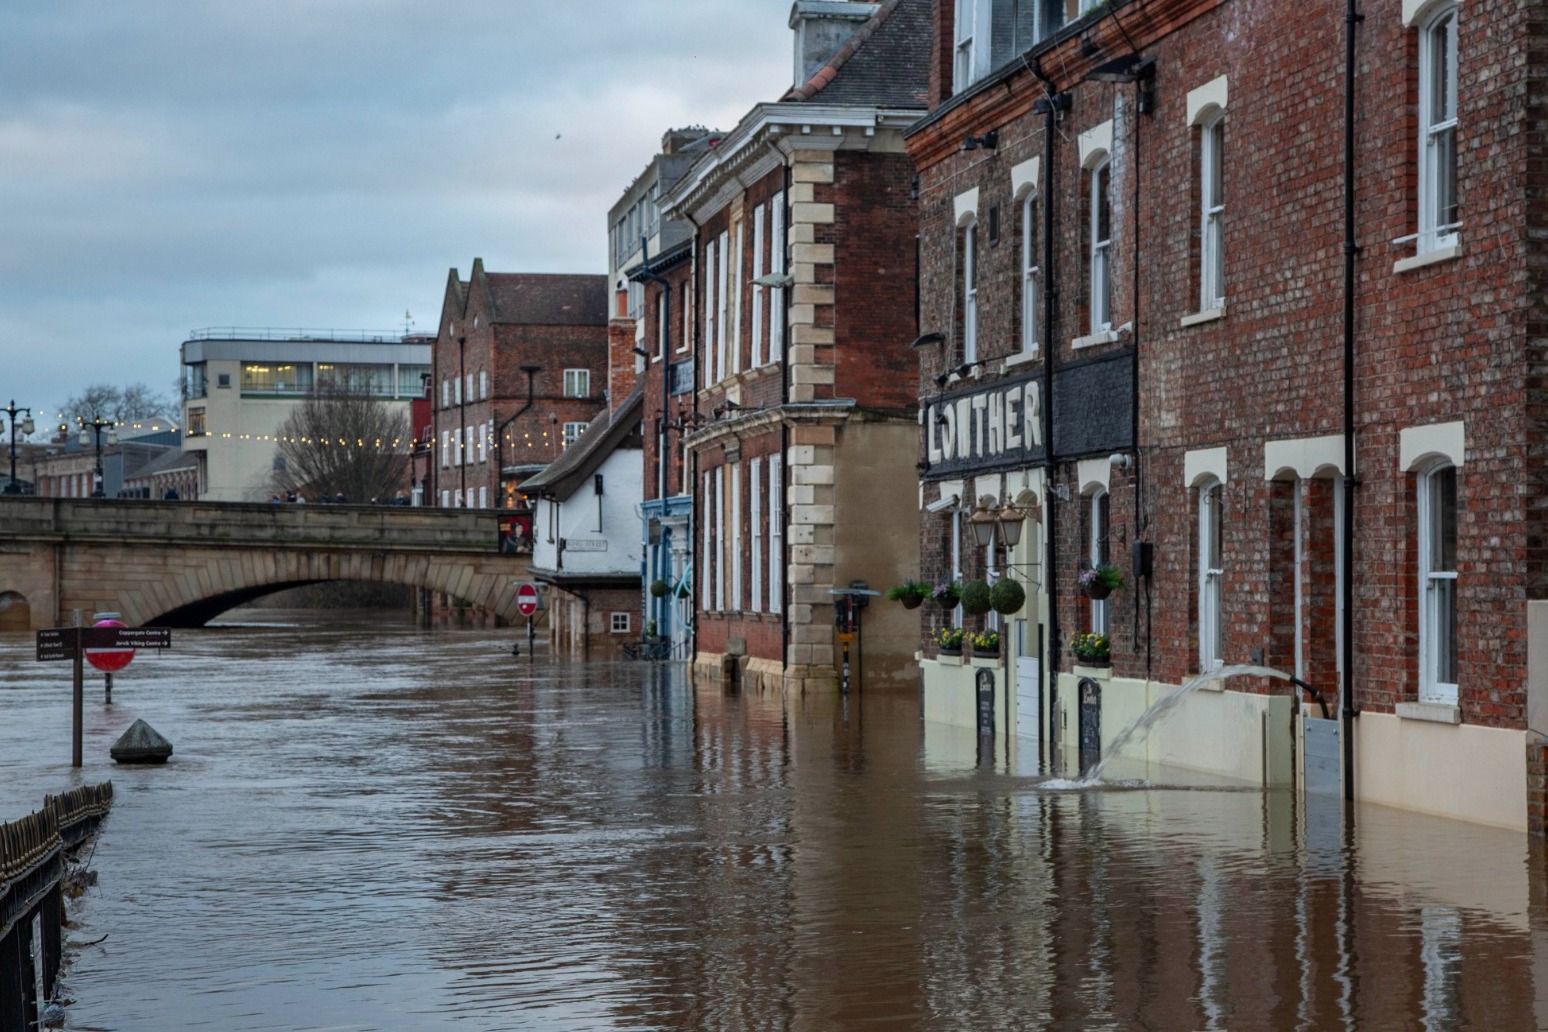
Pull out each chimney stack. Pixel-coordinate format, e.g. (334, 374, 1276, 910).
(789, 1, 879, 88)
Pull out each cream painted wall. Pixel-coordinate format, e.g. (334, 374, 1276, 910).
(1357, 712, 1526, 830)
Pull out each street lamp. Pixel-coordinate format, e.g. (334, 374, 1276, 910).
(79, 416, 117, 498)
(3, 400, 35, 494)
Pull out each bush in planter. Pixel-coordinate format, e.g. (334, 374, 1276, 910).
(649, 578, 671, 598)
(970, 628, 1000, 653)
(932, 625, 966, 652)
(931, 581, 962, 607)
(1069, 631, 1111, 663)
(990, 578, 1026, 615)
(960, 579, 992, 616)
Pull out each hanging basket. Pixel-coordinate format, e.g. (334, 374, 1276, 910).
(901, 594, 924, 610)
(1082, 581, 1113, 601)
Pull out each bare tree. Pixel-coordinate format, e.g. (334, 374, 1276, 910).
(60, 382, 175, 424)
(271, 387, 411, 503)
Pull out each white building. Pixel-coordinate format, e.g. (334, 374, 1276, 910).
(524, 390, 644, 655)
(179, 328, 430, 501)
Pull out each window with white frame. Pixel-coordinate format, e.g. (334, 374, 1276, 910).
(730, 222, 743, 376)
(680, 281, 691, 354)
(953, 0, 992, 91)
(1090, 157, 1113, 332)
(716, 230, 729, 383)
(730, 462, 742, 610)
(702, 471, 714, 612)
(465, 374, 472, 403)
(476, 486, 486, 509)
(440, 429, 450, 468)
(961, 216, 978, 365)
(750, 457, 764, 612)
(1418, 3, 1459, 252)
(478, 422, 488, 463)
(770, 191, 786, 361)
(1089, 489, 1110, 635)
(1418, 462, 1458, 704)
(1020, 192, 1039, 355)
(563, 369, 590, 398)
(440, 489, 449, 507)
(768, 455, 783, 614)
(703, 237, 716, 372)
(562, 422, 586, 447)
(479, 370, 488, 400)
(453, 376, 462, 406)
(1198, 478, 1224, 670)
(751, 204, 766, 368)
(657, 290, 667, 359)
(442, 379, 450, 409)
(611, 612, 631, 634)
(1199, 113, 1225, 311)
(714, 466, 726, 611)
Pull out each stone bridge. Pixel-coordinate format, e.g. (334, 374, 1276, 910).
(0, 497, 531, 630)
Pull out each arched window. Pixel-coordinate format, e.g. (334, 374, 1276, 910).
(1418, 3, 1459, 252)
(1418, 462, 1458, 703)
(961, 215, 979, 365)
(1089, 489, 1110, 635)
(1199, 112, 1225, 311)
(1020, 192, 1039, 356)
(1198, 478, 1224, 670)
(1090, 158, 1112, 332)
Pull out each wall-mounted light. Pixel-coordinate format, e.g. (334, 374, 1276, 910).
(910, 331, 945, 350)
(952, 360, 980, 378)
(1109, 452, 1133, 469)
(961, 130, 999, 153)
(631, 346, 651, 358)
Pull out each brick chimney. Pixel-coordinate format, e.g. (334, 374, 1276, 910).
(789, 1, 879, 89)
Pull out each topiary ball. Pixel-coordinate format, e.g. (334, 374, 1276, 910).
(990, 578, 1026, 615)
(960, 579, 992, 616)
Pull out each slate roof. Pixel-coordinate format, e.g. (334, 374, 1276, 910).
(783, 0, 930, 109)
(520, 388, 643, 502)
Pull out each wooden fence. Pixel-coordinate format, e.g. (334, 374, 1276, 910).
(0, 783, 113, 1032)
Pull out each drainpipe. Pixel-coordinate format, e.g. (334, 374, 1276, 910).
(494, 365, 541, 510)
(778, 157, 793, 680)
(636, 238, 674, 636)
(1031, 59, 1066, 753)
(1341, 0, 1364, 804)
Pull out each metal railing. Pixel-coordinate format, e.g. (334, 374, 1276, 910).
(187, 327, 413, 344)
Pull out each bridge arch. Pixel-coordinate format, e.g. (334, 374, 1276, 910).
(0, 497, 528, 630)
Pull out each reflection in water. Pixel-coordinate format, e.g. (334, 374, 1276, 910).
(0, 613, 1544, 1030)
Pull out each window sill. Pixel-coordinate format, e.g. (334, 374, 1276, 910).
(1073, 663, 1111, 680)
(1180, 306, 1226, 328)
(1396, 700, 1460, 725)
(1072, 329, 1120, 351)
(1393, 243, 1461, 275)
(1003, 350, 1041, 368)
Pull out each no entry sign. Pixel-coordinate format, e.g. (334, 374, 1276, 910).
(85, 618, 133, 672)
(516, 583, 540, 617)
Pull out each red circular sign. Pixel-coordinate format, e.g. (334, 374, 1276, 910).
(85, 619, 134, 673)
(516, 584, 539, 617)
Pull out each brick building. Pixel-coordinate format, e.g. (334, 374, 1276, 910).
(660, 0, 929, 693)
(610, 129, 721, 657)
(906, 0, 1548, 829)
(429, 262, 609, 519)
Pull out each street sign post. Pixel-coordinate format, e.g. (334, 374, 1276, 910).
(515, 583, 540, 661)
(36, 624, 172, 767)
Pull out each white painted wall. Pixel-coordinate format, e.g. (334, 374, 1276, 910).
(530, 447, 642, 578)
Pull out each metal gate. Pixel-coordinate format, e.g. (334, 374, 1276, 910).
(1078, 677, 1102, 775)
(1014, 657, 1041, 775)
(1302, 717, 1343, 871)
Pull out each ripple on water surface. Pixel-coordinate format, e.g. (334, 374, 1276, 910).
(0, 612, 1543, 1031)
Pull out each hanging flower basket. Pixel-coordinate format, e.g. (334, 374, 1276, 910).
(887, 579, 929, 609)
(931, 582, 962, 609)
(1079, 564, 1123, 600)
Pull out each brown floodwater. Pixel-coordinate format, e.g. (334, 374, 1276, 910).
(1, 611, 1545, 1031)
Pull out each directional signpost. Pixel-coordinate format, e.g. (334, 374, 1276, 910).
(37, 624, 172, 767)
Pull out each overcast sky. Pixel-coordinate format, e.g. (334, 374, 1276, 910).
(0, 1, 792, 427)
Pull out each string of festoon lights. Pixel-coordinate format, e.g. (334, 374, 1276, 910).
(12, 411, 569, 452)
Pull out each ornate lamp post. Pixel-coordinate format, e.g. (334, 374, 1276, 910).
(79, 416, 117, 498)
(3, 401, 35, 494)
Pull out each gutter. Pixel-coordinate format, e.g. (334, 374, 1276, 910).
(1341, 0, 1364, 803)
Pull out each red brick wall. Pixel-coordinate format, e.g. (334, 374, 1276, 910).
(907, 0, 1537, 728)
(832, 150, 920, 411)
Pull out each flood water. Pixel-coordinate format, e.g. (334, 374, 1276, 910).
(3, 611, 1548, 1030)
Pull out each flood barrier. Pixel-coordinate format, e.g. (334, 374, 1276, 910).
(0, 783, 113, 1032)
